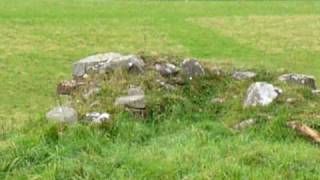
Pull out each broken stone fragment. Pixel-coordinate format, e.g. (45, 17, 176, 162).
(46, 106, 78, 123)
(115, 95, 145, 109)
(128, 86, 144, 96)
(57, 80, 77, 95)
(85, 112, 111, 124)
(244, 82, 282, 107)
(232, 71, 256, 80)
(180, 59, 205, 80)
(233, 118, 257, 131)
(155, 63, 179, 77)
(72, 52, 144, 78)
(287, 121, 320, 143)
(278, 73, 316, 89)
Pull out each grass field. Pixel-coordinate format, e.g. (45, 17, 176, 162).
(1, 0, 320, 179)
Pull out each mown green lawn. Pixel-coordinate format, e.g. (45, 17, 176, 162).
(1, 0, 320, 179)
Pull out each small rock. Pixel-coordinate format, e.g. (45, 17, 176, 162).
(244, 82, 282, 107)
(233, 71, 256, 80)
(46, 106, 77, 123)
(128, 86, 144, 96)
(85, 112, 111, 124)
(278, 73, 316, 89)
(181, 59, 205, 80)
(115, 95, 145, 109)
(57, 80, 77, 95)
(155, 63, 179, 77)
(210, 97, 225, 104)
(233, 118, 257, 131)
(286, 98, 297, 104)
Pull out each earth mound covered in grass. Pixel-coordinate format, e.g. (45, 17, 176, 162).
(50, 52, 320, 139)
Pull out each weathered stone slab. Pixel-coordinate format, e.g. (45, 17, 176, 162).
(73, 53, 144, 78)
(278, 73, 316, 89)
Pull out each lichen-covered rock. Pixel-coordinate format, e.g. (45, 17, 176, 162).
(180, 59, 205, 80)
(46, 106, 78, 123)
(57, 80, 77, 95)
(244, 82, 282, 107)
(73, 53, 144, 78)
(115, 95, 145, 109)
(278, 73, 316, 89)
(233, 71, 256, 80)
(155, 63, 179, 77)
(85, 112, 111, 124)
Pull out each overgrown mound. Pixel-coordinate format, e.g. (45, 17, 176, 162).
(50, 52, 320, 142)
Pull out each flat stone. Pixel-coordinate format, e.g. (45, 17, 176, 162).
(180, 59, 205, 80)
(155, 63, 179, 77)
(73, 53, 144, 78)
(85, 112, 111, 124)
(115, 95, 145, 109)
(233, 71, 256, 80)
(46, 106, 77, 123)
(244, 82, 282, 107)
(278, 73, 316, 89)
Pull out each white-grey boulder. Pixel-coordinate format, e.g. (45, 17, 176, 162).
(278, 73, 316, 89)
(233, 71, 256, 80)
(85, 112, 111, 124)
(46, 106, 78, 123)
(181, 59, 205, 80)
(73, 53, 145, 78)
(155, 63, 179, 77)
(244, 82, 282, 107)
(115, 95, 145, 109)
